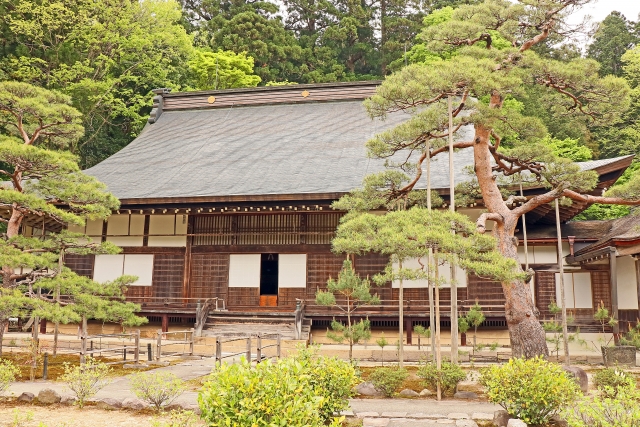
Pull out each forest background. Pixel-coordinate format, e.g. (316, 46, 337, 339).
(1, 0, 639, 222)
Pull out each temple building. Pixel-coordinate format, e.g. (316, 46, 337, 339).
(38, 81, 637, 340)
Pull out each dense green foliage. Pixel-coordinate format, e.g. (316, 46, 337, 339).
(0, 359, 19, 394)
(130, 371, 186, 409)
(416, 361, 466, 396)
(564, 384, 640, 427)
(593, 367, 636, 398)
(60, 357, 111, 408)
(368, 367, 408, 397)
(198, 346, 358, 427)
(481, 357, 581, 425)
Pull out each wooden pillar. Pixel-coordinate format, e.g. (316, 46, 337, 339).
(39, 319, 47, 334)
(610, 248, 620, 337)
(405, 318, 412, 345)
(635, 257, 640, 315)
(182, 215, 193, 300)
(161, 314, 169, 333)
(143, 215, 150, 247)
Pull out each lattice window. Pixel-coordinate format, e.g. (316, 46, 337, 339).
(190, 254, 229, 300)
(152, 255, 184, 299)
(65, 254, 95, 278)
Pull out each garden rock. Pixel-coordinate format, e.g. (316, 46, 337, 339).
(550, 415, 568, 427)
(122, 397, 147, 410)
(398, 389, 419, 398)
(507, 420, 527, 427)
(17, 392, 34, 403)
(96, 398, 122, 410)
(493, 410, 510, 427)
(563, 366, 588, 393)
(60, 396, 77, 406)
(37, 388, 61, 404)
(419, 388, 433, 397)
(453, 391, 478, 400)
(355, 382, 384, 397)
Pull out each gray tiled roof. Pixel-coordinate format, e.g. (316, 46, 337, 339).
(85, 98, 630, 201)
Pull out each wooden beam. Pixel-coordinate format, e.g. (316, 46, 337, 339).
(610, 248, 620, 337)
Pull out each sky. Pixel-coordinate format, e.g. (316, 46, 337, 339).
(567, 0, 640, 27)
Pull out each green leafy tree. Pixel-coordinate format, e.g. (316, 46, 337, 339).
(188, 49, 262, 90)
(413, 324, 430, 351)
(361, 0, 640, 358)
(316, 259, 380, 360)
(376, 333, 388, 365)
(0, 82, 146, 355)
(466, 301, 484, 351)
(587, 11, 639, 77)
(1, 0, 194, 167)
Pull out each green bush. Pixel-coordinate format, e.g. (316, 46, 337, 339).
(368, 367, 408, 397)
(0, 359, 19, 395)
(593, 367, 636, 398)
(60, 357, 111, 408)
(480, 357, 580, 425)
(564, 386, 640, 427)
(198, 346, 358, 427)
(130, 371, 186, 410)
(416, 361, 466, 396)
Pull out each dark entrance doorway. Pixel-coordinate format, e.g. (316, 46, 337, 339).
(260, 253, 279, 295)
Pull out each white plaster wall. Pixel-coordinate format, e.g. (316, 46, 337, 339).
(106, 214, 144, 246)
(392, 257, 428, 289)
(617, 256, 639, 310)
(229, 254, 261, 288)
(148, 214, 187, 247)
(437, 261, 467, 288)
(86, 219, 104, 244)
(458, 208, 492, 230)
(555, 272, 592, 309)
(279, 254, 307, 288)
(123, 254, 154, 286)
(534, 246, 558, 264)
(93, 254, 124, 283)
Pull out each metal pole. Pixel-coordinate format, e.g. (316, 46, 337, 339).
(147, 343, 153, 362)
(448, 95, 458, 364)
(555, 199, 570, 365)
(43, 352, 48, 380)
(189, 328, 195, 356)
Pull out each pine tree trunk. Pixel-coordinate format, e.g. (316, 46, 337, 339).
(0, 319, 6, 356)
(474, 122, 549, 359)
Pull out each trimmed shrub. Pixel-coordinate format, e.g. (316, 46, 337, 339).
(0, 359, 19, 395)
(564, 385, 640, 427)
(593, 367, 636, 398)
(417, 361, 466, 396)
(198, 346, 358, 427)
(368, 367, 408, 397)
(60, 357, 111, 408)
(130, 371, 186, 410)
(480, 357, 580, 425)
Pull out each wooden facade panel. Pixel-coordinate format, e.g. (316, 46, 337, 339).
(189, 253, 229, 300)
(307, 253, 345, 299)
(536, 272, 556, 319)
(591, 270, 612, 312)
(152, 254, 185, 299)
(65, 254, 95, 278)
(279, 288, 306, 307)
(126, 286, 153, 299)
(355, 254, 391, 301)
(228, 287, 260, 307)
(467, 274, 505, 307)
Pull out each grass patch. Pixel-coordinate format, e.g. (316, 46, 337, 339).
(359, 366, 423, 394)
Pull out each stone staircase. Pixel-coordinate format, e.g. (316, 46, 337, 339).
(203, 311, 311, 341)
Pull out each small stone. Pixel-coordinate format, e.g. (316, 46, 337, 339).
(340, 410, 355, 417)
(60, 396, 77, 406)
(37, 388, 61, 404)
(363, 418, 390, 427)
(419, 389, 433, 397)
(164, 403, 187, 411)
(399, 389, 420, 398)
(507, 420, 527, 427)
(550, 415, 568, 427)
(471, 413, 493, 421)
(407, 413, 431, 419)
(357, 412, 380, 418)
(456, 421, 479, 427)
(453, 391, 478, 400)
(493, 410, 510, 427)
(448, 413, 469, 420)
(122, 397, 147, 410)
(381, 412, 407, 418)
(96, 398, 122, 410)
(563, 366, 588, 394)
(355, 382, 384, 397)
(436, 420, 455, 424)
(17, 392, 34, 402)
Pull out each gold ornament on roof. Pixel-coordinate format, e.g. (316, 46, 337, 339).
(207, 96, 216, 104)
(301, 90, 310, 98)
